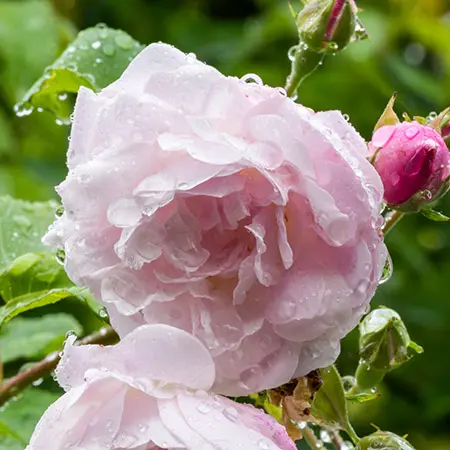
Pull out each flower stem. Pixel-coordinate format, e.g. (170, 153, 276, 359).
(303, 426, 322, 449)
(285, 47, 324, 98)
(382, 209, 404, 236)
(0, 327, 118, 407)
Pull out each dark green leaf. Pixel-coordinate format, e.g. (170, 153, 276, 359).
(421, 209, 450, 222)
(0, 313, 82, 364)
(16, 26, 143, 122)
(0, 197, 57, 272)
(0, 388, 60, 450)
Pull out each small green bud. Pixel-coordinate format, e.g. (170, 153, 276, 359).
(359, 308, 422, 372)
(296, 0, 362, 54)
(357, 431, 415, 450)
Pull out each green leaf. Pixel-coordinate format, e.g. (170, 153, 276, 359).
(0, 0, 74, 107)
(16, 26, 143, 123)
(374, 93, 399, 132)
(0, 388, 61, 450)
(421, 209, 450, 222)
(0, 421, 24, 444)
(0, 253, 92, 326)
(311, 365, 359, 443)
(346, 392, 381, 403)
(0, 197, 57, 272)
(0, 313, 82, 364)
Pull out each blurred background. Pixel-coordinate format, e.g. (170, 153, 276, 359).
(0, 0, 450, 448)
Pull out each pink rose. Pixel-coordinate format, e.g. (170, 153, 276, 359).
(369, 121, 450, 208)
(27, 325, 296, 450)
(44, 43, 386, 395)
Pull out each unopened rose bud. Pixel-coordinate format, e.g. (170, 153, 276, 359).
(369, 121, 450, 211)
(354, 308, 422, 391)
(297, 0, 361, 54)
(357, 431, 415, 450)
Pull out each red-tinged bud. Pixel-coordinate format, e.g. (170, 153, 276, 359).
(369, 121, 450, 211)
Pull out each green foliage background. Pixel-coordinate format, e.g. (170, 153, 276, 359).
(0, 0, 450, 448)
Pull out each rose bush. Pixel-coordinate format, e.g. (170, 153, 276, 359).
(44, 43, 387, 395)
(27, 325, 295, 450)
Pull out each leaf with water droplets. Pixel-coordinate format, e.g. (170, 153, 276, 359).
(0, 313, 82, 363)
(15, 26, 143, 123)
(0, 196, 56, 272)
(0, 252, 103, 326)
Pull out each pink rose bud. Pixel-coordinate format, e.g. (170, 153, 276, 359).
(369, 121, 450, 210)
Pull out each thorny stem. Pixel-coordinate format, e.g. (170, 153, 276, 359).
(0, 327, 118, 407)
(382, 209, 404, 236)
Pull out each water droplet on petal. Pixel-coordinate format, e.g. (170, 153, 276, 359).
(55, 206, 64, 218)
(379, 252, 393, 285)
(405, 125, 419, 140)
(258, 439, 270, 449)
(241, 73, 263, 85)
(196, 402, 211, 414)
(223, 406, 239, 422)
(343, 113, 350, 121)
(55, 249, 66, 265)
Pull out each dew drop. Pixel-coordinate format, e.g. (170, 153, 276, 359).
(241, 73, 263, 85)
(355, 278, 370, 295)
(55, 249, 66, 265)
(196, 402, 211, 414)
(379, 252, 393, 285)
(405, 125, 419, 140)
(343, 113, 350, 121)
(32, 378, 44, 387)
(298, 421, 307, 429)
(258, 439, 270, 449)
(320, 430, 332, 443)
(55, 206, 64, 218)
(275, 87, 287, 97)
(427, 111, 437, 120)
(288, 45, 299, 61)
(115, 34, 135, 50)
(223, 406, 239, 422)
(102, 43, 116, 56)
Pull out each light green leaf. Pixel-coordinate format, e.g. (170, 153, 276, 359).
(0, 313, 82, 364)
(0, 197, 57, 272)
(0, 0, 74, 106)
(16, 26, 143, 122)
(311, 365, 359, 443)
(0, 252, 93, 326)
(0, 420, 24, 443)
(0, 388, 61, 450)
(346, 392, 381, 403)
(421, 209, 450, 222)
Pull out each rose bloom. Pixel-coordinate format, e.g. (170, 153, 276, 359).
(27, 325, 295, 450)
(45, 43, 387, 395)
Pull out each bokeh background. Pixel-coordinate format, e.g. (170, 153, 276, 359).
(0, 0, 450, 448)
